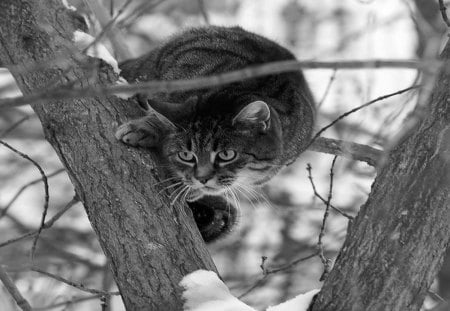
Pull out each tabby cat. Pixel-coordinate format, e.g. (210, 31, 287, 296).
(115, 26, 315, 242)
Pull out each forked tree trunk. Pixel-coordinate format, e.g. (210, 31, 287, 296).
(312, 43, 450, 310)
(0, 1, 216, 310)
(1, 1, 450, 311)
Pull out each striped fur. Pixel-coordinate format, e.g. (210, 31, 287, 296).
(118, 26, 315, 241)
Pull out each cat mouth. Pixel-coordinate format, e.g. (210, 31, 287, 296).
(187, 186, 224, 201)
(203, 186, 216, 190)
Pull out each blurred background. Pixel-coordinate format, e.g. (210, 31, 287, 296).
(0, 0, 448, 310)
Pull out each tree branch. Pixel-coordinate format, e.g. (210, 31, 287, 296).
(0, 265, 32, 311)
(311, 38, 450, 311)
(309, 137, 381, 167)
(0, 60, 434, 110)
(0, 1, 216, 309)
(438, 0, 450, 27)
(31, 267, 120, 296)
(0, 139, 49, 260)
(0, 197, 79, 248)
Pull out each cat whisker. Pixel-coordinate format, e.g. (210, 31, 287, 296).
(169, 184, 185, 200)
(234, 182, 259, 201)
(157, 181, 183, 195)
(233, 184, 257, 210)
(171, 185, 190, 206)
(226, 186, 241, 212)
(234, 181, 274, 210)
(181, 186, 191, 204)
(152, 176, 180, 187)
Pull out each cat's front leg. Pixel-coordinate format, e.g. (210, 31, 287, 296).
(115, 111, 175, 148)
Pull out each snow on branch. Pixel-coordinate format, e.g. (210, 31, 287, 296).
(180, 269, 320, 311)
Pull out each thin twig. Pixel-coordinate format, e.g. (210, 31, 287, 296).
(307, 164, 353, 219)
(265, 252, 319, 275)
(83, 0, 133, 60)
(118, 0, 165, 29)
(34, 293, 106, 311)
(0, 168, 65, 220)
(317, 156, 338, 281)
(238, 253, 317, 299)
(198, 0, 209, 24)
(306, 85, 420, 152)
(110, 0, 114, 16)
(237, 276, 268, 299)
(317, 69, 337, 108)
(0, 115, 32, 139)
(439, 0, 450, 27)
(0, 60, 433, 110)
(0, 265, 32, 311)
(0, 140, 49, 260)
(0, 197, 79, 248)
(31, 268, 120, 296)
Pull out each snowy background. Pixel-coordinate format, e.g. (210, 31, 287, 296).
(0, 0, 446, 310)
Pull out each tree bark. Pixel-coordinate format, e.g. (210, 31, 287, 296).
(312, 41, 450, 310)
(2, 1, 450, 311)
(0, 1, 216, 310)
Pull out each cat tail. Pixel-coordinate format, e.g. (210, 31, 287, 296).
(187, 196, 238, 243)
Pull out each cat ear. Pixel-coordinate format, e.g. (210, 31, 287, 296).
(232, 101, 271, 131)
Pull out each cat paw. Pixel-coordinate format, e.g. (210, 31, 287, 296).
(115, 120, 159, 147)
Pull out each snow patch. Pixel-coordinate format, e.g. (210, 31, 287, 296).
(72, 30, 120, 75)
(61, 0, 76, 11)
(266, 289, 320, 311)
(114, 77, 136, 99)
(180, 270, 256, 311)
(180, 270, 319, 311)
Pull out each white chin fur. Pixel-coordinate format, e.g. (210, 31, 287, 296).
(187, 188, 224, 201)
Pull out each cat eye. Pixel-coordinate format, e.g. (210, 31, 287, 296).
(178, 151, 196, 163)
(217, 150, 237, 162)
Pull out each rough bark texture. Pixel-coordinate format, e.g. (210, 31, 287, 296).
(0, 1, 216, 310)
(312, 42, 450, 310)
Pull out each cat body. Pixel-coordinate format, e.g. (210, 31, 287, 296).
(116, 26, 315, 241)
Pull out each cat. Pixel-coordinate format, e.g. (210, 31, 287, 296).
(115, 26, 315, 241)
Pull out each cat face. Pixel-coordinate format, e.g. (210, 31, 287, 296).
(162, 100, 283, 202)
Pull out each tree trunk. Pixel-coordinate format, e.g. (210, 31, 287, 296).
(312, 42, 450, 310)
(0, 1, 216, 310)
(2, 1, 450, 311)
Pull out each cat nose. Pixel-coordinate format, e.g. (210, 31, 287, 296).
(198, 177, 210, 184)
(195, 165, 214, 185)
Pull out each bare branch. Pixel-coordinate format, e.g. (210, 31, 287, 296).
(439, 0, 450, 27)
(34, 293, 106, 311)
(317, 69, 337, 108)
(307, 85, 420, 153)
(31, 268, 120, 296)
(237, 275, 268, 299)
(238, 253, 318, 299)
(116, 0, 165, 29)
(0, 265, 32, 311)
(310, 137, 382, 167)
(0, 197, 79, 248)
(0, 60, 431, 110)
(83, 0, 132, 60)
(265, 252, 319, 275)
(307, 163, 353, 219)
(198, 0, 210, 24)
(0, 140, 49, 260)
(0, 168, 65, 220)
(317, 156, 338, 281)
(0, 115, 32, 139)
